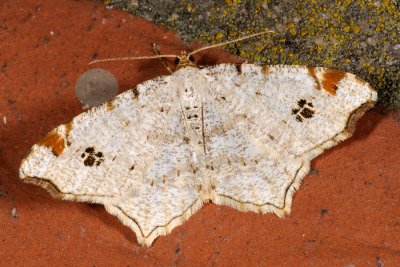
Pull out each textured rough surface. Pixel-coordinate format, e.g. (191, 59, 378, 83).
(20, 63, 376, 246)
(1, 0, 400, 265)
(106, 0, 400, 109)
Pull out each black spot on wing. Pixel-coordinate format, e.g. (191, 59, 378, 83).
(84, 156, 96, 167)
(296, 115, 303, 122)
(293, 99, 315, 122)
(298, 99, 307, 107)
(300, 107, 315, 118)
(82, 147, 104, 167)
(85, 147, 95, 153)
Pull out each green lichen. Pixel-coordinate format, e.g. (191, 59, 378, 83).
(104, 0, 400, 109)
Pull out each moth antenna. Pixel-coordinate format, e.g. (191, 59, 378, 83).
(152, 43, 174, 74)
(89, 54, 178, 65)
(188, 30, 274, 56)
(89, 30, 274, 65)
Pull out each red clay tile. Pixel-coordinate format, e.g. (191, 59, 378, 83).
(0, 1, 399, 266)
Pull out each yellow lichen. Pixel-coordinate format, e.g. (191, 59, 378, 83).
(215, 33, 224, 39)
(353, 25, 360, 33)
(288, 22, 297, 35)
(187, 4, 195, 12)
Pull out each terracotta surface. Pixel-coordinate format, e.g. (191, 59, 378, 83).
(1, 1, 399, 266)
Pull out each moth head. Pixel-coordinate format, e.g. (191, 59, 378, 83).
(174, 51, 196, 69)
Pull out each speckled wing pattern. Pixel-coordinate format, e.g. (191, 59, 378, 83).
(20, 64, 377, 246)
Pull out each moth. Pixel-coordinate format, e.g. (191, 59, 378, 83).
(20, 32, 377, 246)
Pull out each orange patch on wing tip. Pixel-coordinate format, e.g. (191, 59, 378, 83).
(307, 67, 321, 90)
(321, 69, 346, 95)
(38, 130, 65, 156)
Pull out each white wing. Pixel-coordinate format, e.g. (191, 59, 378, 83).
(20, 63, 376, 247)
(201, 64, 376, 216)
(20, 75, 203, 246)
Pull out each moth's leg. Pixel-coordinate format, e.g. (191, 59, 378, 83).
(152, 43, 174, 74)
